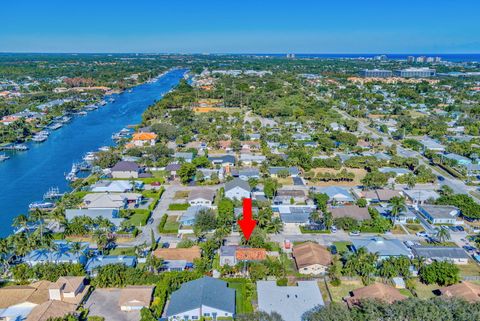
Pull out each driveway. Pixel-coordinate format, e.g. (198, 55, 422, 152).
(85, 289, 140, 321)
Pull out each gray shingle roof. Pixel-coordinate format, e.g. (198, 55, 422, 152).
(225, 178, 251, 192)
(166, 277, 235, 316)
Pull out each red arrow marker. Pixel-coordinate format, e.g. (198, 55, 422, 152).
(238, 198, 257, 241)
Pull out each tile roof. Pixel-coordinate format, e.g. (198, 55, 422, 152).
(329, 205, 370, 221)
(0, 281, 52, 309)
(25, 301, 77, 321)
(292, 242, 332, 268)
(132, 132, 157, 141)
(118, 286, 155, 307)
(235, 248, 266, 261)
(345, 283, 407, 307)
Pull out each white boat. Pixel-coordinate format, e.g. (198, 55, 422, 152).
(0, 154, 10, 162)
(83, 152, 96, 162)
(13, 144, 28, 151)
(100, 100, 107, 106)
(98, 146, 110, 152)
(77, 111, 88, 116)
(32, 135, 47, 142)
(49, 123, 63, 130)
(29, 201, 54, 210)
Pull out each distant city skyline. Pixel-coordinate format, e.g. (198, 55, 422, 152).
(1, 0, 480, 53)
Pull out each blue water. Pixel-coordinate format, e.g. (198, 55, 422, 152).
(0, 69, 186, 237)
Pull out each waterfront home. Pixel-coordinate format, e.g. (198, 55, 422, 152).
(344, 283, 407, 307)
(188, 189, 215, 206)
(179, 205, 210, 226)
(23, 241, 89, 266)
(411, 246, 470, 265)
(208, 155, 235, 167)
(329, 205, 370, 221)
(65, 209, 124, 227)
(48, 276, 89, 305)
(90, 180, 143, 193)
(85, 255, 137, 276)
(419, 205, 460, 224)
(152, 246, 201, 271)
(131, 132, 157, 147)
(439, 282, 480, 302)
(351, 237, 413, 260)
(119, 286, 154, 311)
(173, 152, 194, 163)
(166, 277, 235, 321)
(403, 189, 440, 205)
(317, 186, 354, 204)
(268, 166, 300, 178)
(110, 161, 141, 179)
(292, 242, 332, 275)
(83, 193, 127, 210)
(257, 281, 324, 321)
(224, 178, 251, 200)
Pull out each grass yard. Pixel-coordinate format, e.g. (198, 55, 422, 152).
(323, 279, 365, 302)
(310, 167, 367, 186)
(277, 177, 293, 185)
(225, 279, 254, 314)
(333, 241, 352, 253)
(109, 247, 136, 256)
(405, 223, 424, 234)
(168, 203, 190, 211)
(174, 191, 189, 199)
(458, 262, 480, 276)
(391, 225, 407, 234)
(124, 209, 151, 227)
(411, 279, 438, 299)
(163, 215, 180, 233)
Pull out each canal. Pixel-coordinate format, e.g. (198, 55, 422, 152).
(0, 68, 186, 237)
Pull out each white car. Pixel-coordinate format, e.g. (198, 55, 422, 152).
(349, 231, 360, 236)
(416, 231, 429, 237)
(331, 226, 337, 233)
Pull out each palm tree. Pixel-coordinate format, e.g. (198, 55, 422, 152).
(436, 228, 451, 243)
(267, 218, 283, 234)
(12, 214, 29, 232)
(30, 209, 48, 244)
(70, 242, 85, 262)
(404, 173, 417, 190)
(389, 196, 406, 222)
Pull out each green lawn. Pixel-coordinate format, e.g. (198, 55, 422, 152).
(164, 215, 180, 232)
(168, 203, 190, 211)
(333, 241, 352, 253)
(225, 279, 254, 314)
(411, 280, 438, 299)
(322, 278, 365, 302)
(109, 247, 136, 256)
(124, 209, 151, 227)
(458, 262, 480, 276)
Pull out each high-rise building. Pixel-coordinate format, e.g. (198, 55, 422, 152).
(407, 56, 415, 63)
(395, 67, 436, 77)
(416, 56, 427, 63)
(286, 53, 296, 59)
(359, 69, 393, 78)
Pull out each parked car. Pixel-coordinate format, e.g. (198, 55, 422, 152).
(463, 245, 476, 252)
(331, 226, 337, 233)
(349, 231, 360, 236)
(416, 231, 429, 237)
(456, 226, 465, 232)
(437, 175, 445, 181)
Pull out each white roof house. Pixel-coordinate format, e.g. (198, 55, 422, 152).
(257, 281, 324, 321)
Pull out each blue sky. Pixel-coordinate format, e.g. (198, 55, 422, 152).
(1, 0, 479, 53)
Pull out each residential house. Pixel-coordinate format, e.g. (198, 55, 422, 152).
(118, 286, 154, 311)
(419, 205, 460, 224)
(219, 245, 237, 267)
(354, 189, 403, 203)
(26, 301, 77, 321)
(257, 281, 324, 321)
(235, 248, 267, 263)
(65, 209, 124, 227)
(443, 153, 473, 166)
(131, 132, 157, 147)
(403, 189, 440, 205)
(292, 242, 332, 275)
(166, 277, 235, 321)
(224, 178, 251, 200)
(318, 186, 354, 203)
(351, 237, 413, 260)
(165, 163, 182, 180)
(82, 193, 127, 210)
(179, 206, 210, 226)
(208, 155, 235, 167)
(344, 283, 407, 307)
(329, 205, 371, 221)
(378, 167, 411, 177)
(292, 133, 311, 141)
(420, 137, 446, 152)
(111, 161, 142, 179)
(91, 180, 142, 193)
(198, 167, 225, 181)
(48, 276, 89, 305)
(0, 281, 52, 321)
(152, 246, 201, 271)
(439, 282, 480, 302)
(231, 168, 260, 181)
(268, 166, 300, 178)
(188, 189, 215, 206)
(174, 152, 194, 163)
(239, 154, 266, 165)
(274, 189, 307, 205)
(85, 256, 137, 276)
(411, 246, 470, 265)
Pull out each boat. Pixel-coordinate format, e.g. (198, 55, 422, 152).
(77, 111, 88, 116)
(100, 100, 107, 106)
(127, 89, 133, 93)
(43, 187, 64, 200)
(13, 144, 28, 151)
(0, 154, 10, 162)
(65, 163, 79, 181)
(49, 123, 63, 130)
(32, 135, 47, 143)
(98, 146, 110, 152)
(29, 201, 55, 210)
(83, 152, 96, 162)
(60, 116, 72, 123)
(84, 104, 98, 111)
(108, 97, 115, 103)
